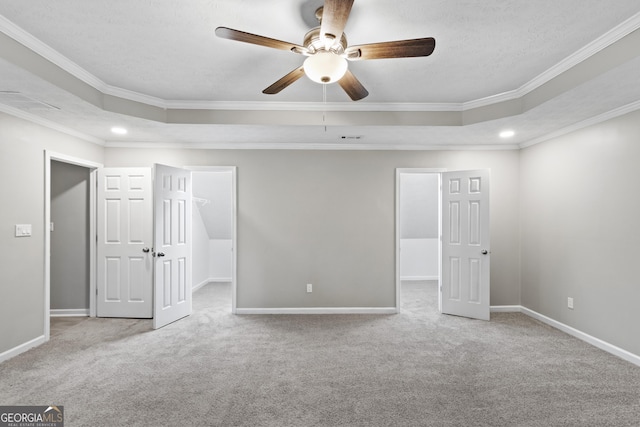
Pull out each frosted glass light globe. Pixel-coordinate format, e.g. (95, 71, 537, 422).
(303, 51, 348, 84)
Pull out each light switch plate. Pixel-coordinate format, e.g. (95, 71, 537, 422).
(15, 224, 32, 237)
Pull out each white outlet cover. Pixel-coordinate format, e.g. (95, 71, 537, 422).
(15, 224, 32, 237)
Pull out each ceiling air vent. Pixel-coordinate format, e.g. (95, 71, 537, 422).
(0, 91, 60, 110)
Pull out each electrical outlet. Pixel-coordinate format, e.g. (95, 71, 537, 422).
(306, 284, 312, 293)
(567, 297, 574, 309)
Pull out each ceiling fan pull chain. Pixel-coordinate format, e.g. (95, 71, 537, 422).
(323, 84, 327, 132)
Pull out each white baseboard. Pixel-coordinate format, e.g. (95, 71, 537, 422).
(193, 278, 232, 293)
(401, 276, 439, 281)
(50, 309, 89, 317)
(236, 307, 398, 315)
(491, 305, 640, 368)
(192, 279, 209, 292)
(490, 305, 522, 313)
(521, 307, 640, 368)
(0, 335, 46, 364)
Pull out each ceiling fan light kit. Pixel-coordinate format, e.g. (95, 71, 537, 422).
(215, 0, 436, 100)
(303, 51, 348, 83)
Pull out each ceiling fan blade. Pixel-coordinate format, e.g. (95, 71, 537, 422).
(320, 0, 354, 43)
(263, 66, 306, 94)
(338, 70, 369, 101)
(215, 27, 306, 53)
(346, 37, 436, 60)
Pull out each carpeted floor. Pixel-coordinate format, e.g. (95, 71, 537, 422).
(1, 282, 639, 426)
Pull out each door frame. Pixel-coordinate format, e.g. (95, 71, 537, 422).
(395, 168, 446, 313)
(187, 166, 238, 314)
(44, 151, 103, 340)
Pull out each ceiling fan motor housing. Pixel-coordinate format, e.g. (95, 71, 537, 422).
(303, 27, 348, 55)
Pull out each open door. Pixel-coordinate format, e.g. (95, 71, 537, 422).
(96, 168, 153, 318)
(153, 164, 192, 329)
(440, 170, 490, 321)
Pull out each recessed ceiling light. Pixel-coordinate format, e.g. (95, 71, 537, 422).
(499, 130, 515, 139)
(111, 126, 128, 135)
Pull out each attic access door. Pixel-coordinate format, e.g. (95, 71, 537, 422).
(440, 170, 490, 321)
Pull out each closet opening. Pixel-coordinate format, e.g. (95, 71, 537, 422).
(190, 167, 238, 313)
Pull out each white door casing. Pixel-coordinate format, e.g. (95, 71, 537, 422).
(97, 168, 153, 318)
(441, 170, 490, 321)
(45, 151, 102, 342)
(394, 168, 446, 313)
(153, 164, 192, 329)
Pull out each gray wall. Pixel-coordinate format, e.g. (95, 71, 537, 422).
(400, 173, 439, 239)
(51, 161, 90, 310)
(191, 202, 211, 287)
(0, 112, 103, 355)
(4, 104, 640, 363)
(192, 171, 233, 239)
(192, 171, 234, 286)
(105, 148, 521, 309)
(520, 109, 640, 357)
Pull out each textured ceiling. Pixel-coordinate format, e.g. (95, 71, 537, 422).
(1, 0, 640, 149)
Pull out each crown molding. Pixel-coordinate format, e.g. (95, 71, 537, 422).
(3, 10, 640, 114)
(0, 103, 105, 145)
(463, 10, 640, 110)
(162, 100, 464, 112)
(520, 11, 640, 95)
(519, 99, 640, 149)
(0, 14, 105, 90)
(101, 84, 168, 109)
(104, 140, 519, 151)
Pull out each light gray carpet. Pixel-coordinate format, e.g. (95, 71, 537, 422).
(1, 282, 639, 426)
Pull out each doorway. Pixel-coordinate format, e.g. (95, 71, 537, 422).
(44, 151, 102, 340)
(396, 169, 444, 313)
(395, 168, 491, 320)
(50, 160, 91, 317)
(189, 166, 238, 313)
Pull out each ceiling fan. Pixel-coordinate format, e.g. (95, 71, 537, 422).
(215, 0, 436, 101)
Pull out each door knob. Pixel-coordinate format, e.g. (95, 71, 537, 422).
(142, 247, 150, 253)
(481, 249, 489, 255)
(157, 252, 165, 257)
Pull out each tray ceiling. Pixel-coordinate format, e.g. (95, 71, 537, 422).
(1, 0, 640, 149)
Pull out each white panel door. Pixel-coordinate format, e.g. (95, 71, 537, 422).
(97, 168, 153, 318)
(153, 164, 192, 329)
(441, 170, 490, 321)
